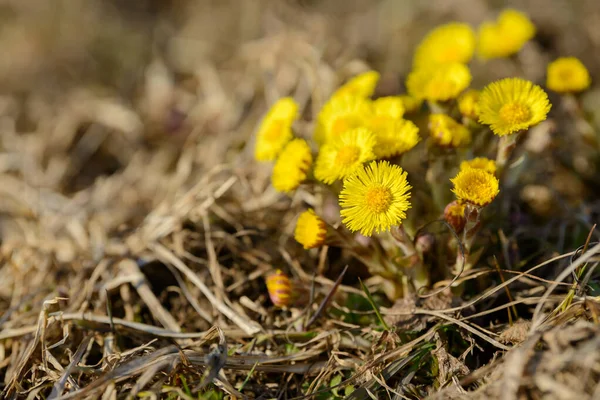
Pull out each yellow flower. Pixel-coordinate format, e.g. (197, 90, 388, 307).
(294, 209, 327, 249)
(444, 200, 466, 234)
(371, 119, 420, 159)
(314, 95, 372, 145)
(451, 168, 499, 207)
(332, 71, 380, 99)
(428, 114, 471, 147)
(266, 270, 292, 307)
(477, 9, 535, 59)
(414, 23, 476, 67)
(398, 95, 423, 114)
(373, 96, 405, 119)
(254, 97, 298, 161)
(314, 128, 376, 184)
(460, 157, 497, 175)
(547, 57, 591, 93)
(272, 139, 313, 193)
(478, 78, 551, 136)
(458, 89, 481, 120)
(407, 63, 472, 101)
(340, 161, 412, 236)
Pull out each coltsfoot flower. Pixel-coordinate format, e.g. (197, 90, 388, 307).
(478, 78, 551, 136)
(413, 23, 476, 67)
(339, 161, 412, 236)
(477, 9, 535, 59)
(371, 119, 420, 159)
(428, 114, 471, 147)
(444, 200, 467, 234)
(451, 168, 500, 207)
(460, 157, 497, 175)
(373, 96, 405, 120)
(266, 270, 292, 307)
(407, 63, 472, 101)
(254, 97, 298, 161)
(314, 127, 376, 184)
(546, 57, 591, 93)
(271, 139, 313, 193)
(314, 95, 372, 145)
(332, 71, 380, 99)
(294, 209, 327, 249)
(458, 89, 481, 120)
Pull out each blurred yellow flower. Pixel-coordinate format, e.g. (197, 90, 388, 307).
(546, 57, 591, 93)
(444, 200, 466, 234)
(371, 119, 420, 159)
(398, 94, 423, 114)
(428, 114, 471, 147)
(294, 209, 327, 249)
(413, 23, 476, 67)
(314, 95, 372, 145)
(266, 270, 292, 307)
(478, 78, 551, 136)
(254, 97, 298, 161)
(407, 63, 472, 101)
(332, 71, 380, 99)
(460, 157, 497, 175)
(373, 96, 405, 120)
(458, 89, 481, 120)
(272, 139, 313, 193)
(314, 128, 376, 184)
(340, 161, 412, 236)
(451, 168, 499, 207)
(477, 9, 535, 59)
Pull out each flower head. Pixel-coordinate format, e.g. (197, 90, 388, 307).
(266, 270, 292, 307)
(407, 63, 472, 101)
(254, 97, 298, 161)
(477, 9, 535, 59)
(339, 161, 412, 236)
(414, 23, 476, 67)
(460, 157, 497, 175)
(314, 95, 372, 145)
(373, 96, 405, 120)
(272, 139, 313, 193)
(314, 127, 376, 184)
(294, 209, 327, 249)
(428, 114, 471, 147)
(398, 95, 423, 114)
(332, 71, 380, 99)
(371, 119, 420, 159)
(478, 78, 551, 136)
(451, 168, 499, 207)
(444, 200, 466, 234)
(458, 89, 481, 120)
(547, 57, 591, 93)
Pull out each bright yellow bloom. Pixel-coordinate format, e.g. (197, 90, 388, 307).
(340, 161, 412, 236)
(458, 89, 481, 120)
(294, 209, 327, 249)
(332, 71, 380, 99)
(428, 114, 471, 147)
(546, 57, 591, 93)
(460, 157, 497, 175)
(254, 97, 298, 161)
(373, 96, 405, 119)
(477, 9, 535, 59)
(314, 128, 376, 184)
(272, 139, 313, 193)
(451, 168, 499, 207)
(407, 63, 472, 101)
(371, 119, 420, 159)
(266, 270, 292, 307)
(478, 78, 551, 136)
(444, 200, 466, 234)
(413, 23, 476, 67)
(314, 95, 372, 145)
(398, 95, 423, 114)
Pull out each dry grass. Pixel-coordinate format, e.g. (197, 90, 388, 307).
(1, 0, 600, 399)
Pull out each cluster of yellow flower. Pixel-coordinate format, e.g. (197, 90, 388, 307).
(254, 8, 592, 296)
